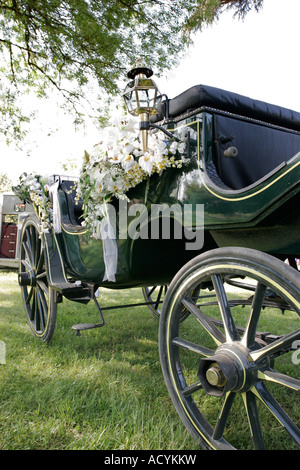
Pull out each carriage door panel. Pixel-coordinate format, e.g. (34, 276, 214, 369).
(213, 114, 300, 190)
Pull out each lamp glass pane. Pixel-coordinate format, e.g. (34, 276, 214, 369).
(123, 78, 161, 115)
(136, 88, 156, 110)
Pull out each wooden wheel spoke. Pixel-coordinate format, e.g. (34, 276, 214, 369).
(36, 271, 47, 280)
(22, 240, 32, 266)
(213, 392, 235, 441)
(30, 289, 37, 322)
(35, 289, 44, 331)
(181, 297, 226, 346)
(182, 381, 202, 396)
(251, 329, 300, 363)
(21, 258, 32, 272)
(37, 280, 49, 297)
(172, 336, 214, 357)
(36, 287, 45, 331)
(25, 228, 34, 265)
(30, 226, 38, 267)
(25, 286, 34, 305)
(258, 368, 300, 391)
(242, 391, 265, 450)
(155, 286, 164, 310)
(211, 274, 239, 342)
(148, 286, 156, 296)
(242, 282, 267, 347)
(35, 245, 44, 274)
(253, 382, 300, 447)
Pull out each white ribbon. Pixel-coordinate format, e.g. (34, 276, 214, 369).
(99, 216, 118, 282)
(48, 180, 61, 233)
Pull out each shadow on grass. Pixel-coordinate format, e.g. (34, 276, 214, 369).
(0, 276, 197, 450)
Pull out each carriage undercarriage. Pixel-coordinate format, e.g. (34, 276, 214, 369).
(16, 82, 300, 450)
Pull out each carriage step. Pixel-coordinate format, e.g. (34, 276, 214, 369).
(72, 295, 105, 336)
(72, 323, 104, 337)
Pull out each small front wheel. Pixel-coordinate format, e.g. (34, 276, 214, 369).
(18, 216, 57, 342)
(142, 285, 167, 319)
(159, 247, 300, 450)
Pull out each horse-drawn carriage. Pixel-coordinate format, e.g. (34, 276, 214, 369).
(16, 65, 300, 450)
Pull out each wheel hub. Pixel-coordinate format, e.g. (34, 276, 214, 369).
(205, 363, 227, 387)
(18, 270, 36, 287)
(198, 342, 258, 397)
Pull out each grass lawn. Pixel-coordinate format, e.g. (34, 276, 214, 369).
(0, 269, 299, 450)
(0, 269, 198, 451)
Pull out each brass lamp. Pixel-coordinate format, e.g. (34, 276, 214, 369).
(123, 60, 161, 152)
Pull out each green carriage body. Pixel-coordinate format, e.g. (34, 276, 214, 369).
(54, 84, 300, 290)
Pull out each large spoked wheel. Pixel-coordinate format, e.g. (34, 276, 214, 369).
(159, 247, 300, 450)
(18, 216, 57, 342)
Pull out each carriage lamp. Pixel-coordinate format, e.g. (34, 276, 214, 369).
(123, 60, 162, 152)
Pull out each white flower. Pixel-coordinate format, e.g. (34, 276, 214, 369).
(133, 148, 143, 157)
(106, 176, 125, 193)
(123, 115, 139, 133)
(169, 141, 178, 154)
(150, 143, 167, 160)
(89, 166, 101, 183)
(122, 154, 135, 172)
(109, 154, 122, 164)
(122, 142, 134, 155)
(29, 183, 40, 191)
(178, 142, 186, 153)
(139, 153, 154, 176)
(94, 179, 103, 195)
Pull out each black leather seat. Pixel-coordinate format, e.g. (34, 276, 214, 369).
(60, 180, 83, 225)
(152, 84, 300, 131)
(152, 85, 300, 190)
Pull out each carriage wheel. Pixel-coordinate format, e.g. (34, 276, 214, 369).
(142, 285, 168, 318)
(18, 216, 57, 342)
(142, 285, 191, 321)
(159, 247, 300, 450)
